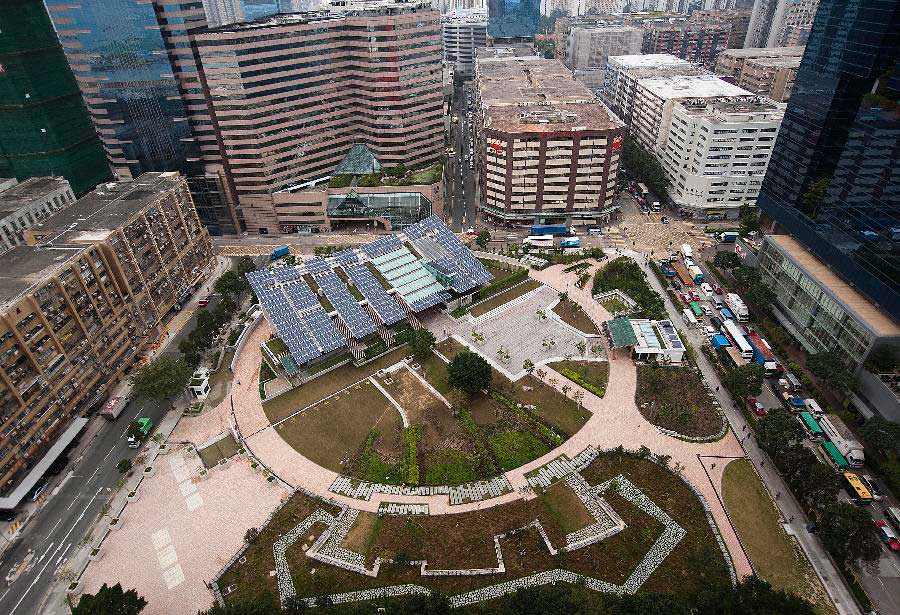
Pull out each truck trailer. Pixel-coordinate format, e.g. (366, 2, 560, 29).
(530, 224, 569, 237)
(100, 396, 128, 421)
(688, 265, 704, 284)
(718, 231, 739, 243)
(819, 414, 865, 467)
(724, 293, 749, 322)
(745, 330, 779, 376)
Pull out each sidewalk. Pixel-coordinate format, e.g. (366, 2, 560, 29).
(622, 248, 861, 615)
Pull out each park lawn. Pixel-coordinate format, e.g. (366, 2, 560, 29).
(422, 449, 481, 486)
(221, 453, 727, 606)
(552, 299, 599, 335)
(548, 360, 609, 397)
(488, 430, 550, 471)
(599, 296, 628, 314)
(274, 379, 402, 474)
(538, 480, 595, 535)
(262, 347, 407, 423)
(634, 365, 723, 439)
(722, 460, 836, 615)
(469, 279, 542, 317)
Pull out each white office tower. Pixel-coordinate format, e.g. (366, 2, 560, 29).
(745, 0, 819, 47)
(442, 10, 487, 76)
(203, 0, 245, 26)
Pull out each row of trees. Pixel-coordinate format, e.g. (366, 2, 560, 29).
(621, 137, 669, 200)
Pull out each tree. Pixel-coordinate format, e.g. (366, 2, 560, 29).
(406, 329, 436, 361)
(800, 177, 830, 217)
(806, 352, 856, 391)
(475, 230, 491, 249)
(756, 411, 803, 456)
(622, 137, 669, 198)
(739, 204, 760, 234)
(244, 527, 259, 543)
(72, 582, 146, 615)
(282, 595, 307, 614)
(746, 283, 776, 308)
(865, 344, 900, 374)
(723, 362, 765, 400)
(793, 460, 841, 508)
(235, 256, 256, 276)
(713, 251, 742, 270)
(447, 350, 492, 395)
(523, 359, 535, 374)
(696, 575, 816, 615)
(116, 458, 132, 474)
(213, 270, 248, 297)
(129, 356, 192, 402)
(819, 502, 882, 568)
(859, 416, 900, 454)
(732, 265, 762, 289)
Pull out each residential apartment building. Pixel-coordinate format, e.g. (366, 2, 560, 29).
(0, 0, 109, 196)
(0, 178, 75, 253)
(474, 56, 625, 226)
(689, 8, 752, 48)
(0, 172, 212, 506)
(715, 47, 803, 101)
(565, 26, 643, 90)
(758, 235, 900, 370)
(641, 21, 732, 68)
(744, 0, 819, 48)
(659, 96, 784, 220)
(629, 74, 750, 152)
(193, 7, 444, 235)
(442, 10, 488, 77)
(602, 54, 707, 125)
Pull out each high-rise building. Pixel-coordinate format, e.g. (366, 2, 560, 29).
(690, 8, 752, 48)
(442, 10, 489, 77)
(564, 26, 643, 90)
(474, 54, 625, 226)
(193, 7, 445, 234)
(602, 54, 708, 125)
(0, 0, 109, 196)
(744, 0, 819, 48)
(757, 0, 900, 319)
(487, 0, 540, 39)
(0, 172, 212, 507)
(0, 177, 75, 253)
(44, 0, 243, 236)
(641, 21, 732, 69)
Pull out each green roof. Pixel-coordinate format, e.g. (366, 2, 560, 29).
(334, 143, 382, 176)
(607, 316, 638, 348)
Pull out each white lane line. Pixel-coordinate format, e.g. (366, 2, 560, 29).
(86, 465, 101, 483)
(45, 518, 62, 539)
(36, 543, 54, 564)
(101, 443, 117, 462)
(55, 543, 72, 566)
(8, 487, 103, 615)
(65, 497, 79, 511)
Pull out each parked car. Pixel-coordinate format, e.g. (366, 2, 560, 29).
(679, 293, 691, 304)
(747, 397, 767, 416)
(661, 216, 670, 224)
(702, 304, 713, 316)
(690, 290, 702, 301)
(875, 520, 900, 551)
(704, 325, 716, 336)
(701, 282, 714, 295)
(0, 510, 16, 522)
(671, 280, 682, 291)
(713, 284, 724, 295)
(861, 475, 884, 501)
(198, 298, 210, 307)
(28, 482, 47, 502)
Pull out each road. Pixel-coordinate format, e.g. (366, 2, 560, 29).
(446, 81, 477, 232)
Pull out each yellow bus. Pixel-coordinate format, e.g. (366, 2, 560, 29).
(842, 472, 873, 504)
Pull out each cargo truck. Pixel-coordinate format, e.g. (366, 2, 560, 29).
(100, 396, 128, 421)
(724, 293, 749, 322)
(270, 246, 290, 261)
(688, 265, 704, 284)
(819, 414, 864, 467)
(559, 237, 580, 248)
(717, 231, 739, 243)
(530, 224, 570, 237)
(745, 330, 780, 376)
(127, 417, 154, 449)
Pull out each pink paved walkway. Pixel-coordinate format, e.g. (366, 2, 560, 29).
(232, 261, 752, 577)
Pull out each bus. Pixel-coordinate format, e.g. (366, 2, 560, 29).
(821, 442, 850, 470)
(722, 320, 753, 359)
(798, 411, 824, 442)
(636, 183, 649, 199)
(682, 308, 698, 327)
(842, 472, 874, 504)
(672, 262, 694, 287)
(524, 235, 554, 249)
(689, 301, 703, 318)
(680, 243, 693, 259)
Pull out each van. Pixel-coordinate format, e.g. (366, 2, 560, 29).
(587, 227, 603, 236)
(712, 297, 724, 309)
(785, 373, 802, 392)
(701, 282, 713, 295)
(709, 316, 723, 330)
(886, 506, 900, 531)
(702, 304, 713, 316)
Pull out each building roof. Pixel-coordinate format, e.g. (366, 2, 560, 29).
(766, 235, 900, 338)
(485, 102, 621, 133)
(26, 172, 181, 245)
(0, 177, 70, 219)
(334, 144, 382, 176)
(607, 316, 638, 347)
(744, 56, 802, 70)
(608, 53, 696, 69)
(478, 57, 596, 107)
(0, 245, 85, 310)
(719, 46, 805, 60)
(637, 74, 751, 100)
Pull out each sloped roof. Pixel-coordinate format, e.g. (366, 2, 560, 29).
(334, 144, 382, 176)
(607, 316, 638, 348)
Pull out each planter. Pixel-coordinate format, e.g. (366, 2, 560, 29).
(158, 444, 169, 455)
(108, 517, 122, 531)
(198, 469, 210, 481)
(126, 490, 139, 502)
(89, 548, 103, 562)
(143, 465, 156, 478)
(67, 580, 83, 595)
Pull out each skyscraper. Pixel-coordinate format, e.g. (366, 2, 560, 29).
(757, 0, 900, 318)
(0, 0, 109, 196)
(744, 0, 819, 47)
(487, 0, 539, 39)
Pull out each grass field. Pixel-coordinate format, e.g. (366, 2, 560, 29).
(219, 453, 728, 606)
(262, 347, 407, 423)
(552, 299, 599, 335)
(548, 360, 609, 398)
(635, 365, 723, 438)
(722, 459, 835, 614)
(274, 379, 403, 474)
(470, 279, 542, 317)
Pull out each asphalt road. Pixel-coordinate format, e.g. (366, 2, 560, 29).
(0, 397, 165, 615)
(446, 81, 477, 232)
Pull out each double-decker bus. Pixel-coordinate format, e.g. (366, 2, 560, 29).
(798, 411, 824, 442)
(821, 442, 850, 470)
(842, 472, 874, 504)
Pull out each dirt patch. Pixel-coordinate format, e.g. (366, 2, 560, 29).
(635, 365, 723, 439)
(538, 480, 595, 536)
(552, 299, 599, 335)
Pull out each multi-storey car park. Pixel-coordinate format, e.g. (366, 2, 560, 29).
(0, 172, 212, 509)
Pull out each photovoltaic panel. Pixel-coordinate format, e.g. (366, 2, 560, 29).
(331, 248, 359, 266)
(305, 257, 329, 274)
(273, 266, 300, 283)
(361, 235, 402, 259)
(301, 308, 345, 353)
(314, 269, 376, 338)
(345, 263, 405, 326)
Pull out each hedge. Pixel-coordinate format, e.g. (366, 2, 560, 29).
(473, 269, 528, 302)
(558, 367, 605, 398)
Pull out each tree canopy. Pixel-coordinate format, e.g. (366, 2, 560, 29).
(819, 502, 882, 568)
(756, 410, 804, 456)
(72, 583, 146, 615)
(865, 344, 900, 374)
(447, 350, 492, 395)
(213, 270, 249, 297)
(129, 356, 192, 402)
(622, 138, 669, 199)
(403, 328, 436, 361)
(806, 352, 856, 391)
(859, 416, 900, 454)
(476, 230, 491, 249)
(713, 251, 742, 270)
(723, 362, 765, 400)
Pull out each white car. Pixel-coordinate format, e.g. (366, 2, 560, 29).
(701, 282, 714, 295)
(704, 326, 716, 337)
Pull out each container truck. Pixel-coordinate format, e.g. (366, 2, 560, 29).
(745, 330, 779, 376)
(724, 293, 749, 322)
(819, 414, 864, 467)
(100, 396, 128, 421)
(270, 246, 290, 261)
(672, 262, 694, 287)
(530, 224, 569, 237)
(688, 265, 704, 284)
(127, 417, 154, 449)
(559, 237, 580, 248)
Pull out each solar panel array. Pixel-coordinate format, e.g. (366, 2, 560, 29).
(344, 263, 405, 326)
(246, 268, 347, 366)
(361, 235, 402, 259)
(405, 215, 493, 293)
(305, 257, 330, 274)
(658, 320, 684, 350)
(313, 268, 377, 339)
(331, 248, 359, 266)
(409, 290, 451, 312)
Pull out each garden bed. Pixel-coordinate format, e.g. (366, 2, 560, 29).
(548, 360, 609, 399)
(593, 258, 665, 320)
(634, 366, 722, 438)
(551, 299, 599, 335)
(469, 279, 542, 317)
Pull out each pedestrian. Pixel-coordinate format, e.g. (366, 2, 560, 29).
(711, 463, 716, 469)
(761, 460, 765, 468)
(789, 515, 794, 523)
(237, 380, 241, 386)
(715, 385, 720, 392)
(776, 491, 781, 500)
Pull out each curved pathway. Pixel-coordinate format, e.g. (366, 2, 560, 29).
(228, 260, 752, 578)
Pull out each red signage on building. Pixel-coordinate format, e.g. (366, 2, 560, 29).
(612, 135, 623, 151)
(489, 142, 503, 153)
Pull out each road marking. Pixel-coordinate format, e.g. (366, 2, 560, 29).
(101, 443, 117, 462)
(87, 465, 101, 483)
(36, 543, 54, 564)
(55, 543, 72, 566)
(46, 518, 62, 538)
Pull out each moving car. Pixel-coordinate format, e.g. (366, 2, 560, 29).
(713, 283, 724, 295)
(661, 216, 669, 224)
(861, 475, 884, 501)
(747, 397, 767, 416)
(875, 520, 900, 551)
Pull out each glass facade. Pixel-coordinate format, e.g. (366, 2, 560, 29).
(0, 0, 110, 195)
(487, 0, 539, 39)
(756, 0, 900, 319)
(327, 191, 431, 231)
(45, 0, 192, 179)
